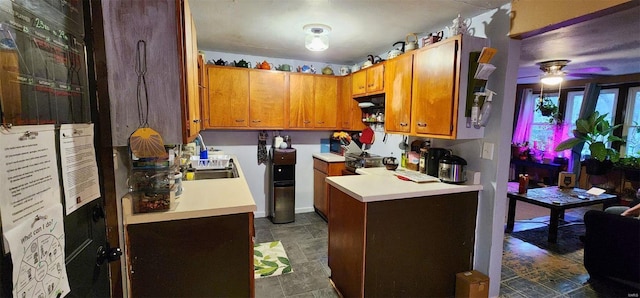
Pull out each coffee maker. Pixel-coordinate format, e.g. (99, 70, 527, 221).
(426, 148, 451, 177)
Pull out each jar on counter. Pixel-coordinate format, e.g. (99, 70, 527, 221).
(418, 148, 428, 173)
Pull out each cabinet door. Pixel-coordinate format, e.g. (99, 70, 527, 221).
(412, 39, 458, 136)
(366, 64, 384, 93)
(314, 76, 338, 129)
(385, 54, 413, 133)
(249, 71, 285, 128)
(351, 71, 366, 97)
(339, 76, 352, 130)
(289, 74, 314, 128)
(313, 168, 328, 217)
(206, 66, 249, 128)
(184, 6, 201, 141)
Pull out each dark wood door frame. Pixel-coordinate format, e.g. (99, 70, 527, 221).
(85, 0, 122, 296)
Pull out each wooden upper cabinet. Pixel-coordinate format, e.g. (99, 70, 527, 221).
(384, 54, 413, 133)
(205, 66, 249, 128)
(289, 74, 315, 128)
(411, 38, 459, 136)
(351, 71, 367, 97)
(249, 71, 285, 128)
(289, 74, 338, 129)
(340, 76, 365, 131)
(183, 2, 201, 141)
(366, 64, 384, 93)
(314, 76, 338, 128)
(352, 64, 384, 98)
(107, 0, 196, 145)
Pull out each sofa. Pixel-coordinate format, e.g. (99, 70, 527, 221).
(583, 209, 640, 288)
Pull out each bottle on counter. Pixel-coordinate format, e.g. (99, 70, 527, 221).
(418, 148, 428, 173)
(518, 174, 529, 194)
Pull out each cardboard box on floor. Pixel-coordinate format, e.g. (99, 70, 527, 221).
(455, 270, 489, 298)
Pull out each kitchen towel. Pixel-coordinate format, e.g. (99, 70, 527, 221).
(254, 240, 292, 278)
(257, 131, 268, 165)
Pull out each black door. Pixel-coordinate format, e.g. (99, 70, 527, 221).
(0, 0, 113, 296)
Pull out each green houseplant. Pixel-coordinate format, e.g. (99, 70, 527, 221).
(537, 97, 558, 117)
(614, 156, 640, 182)
(555, 111, 624, 175)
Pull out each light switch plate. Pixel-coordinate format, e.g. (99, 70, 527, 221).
(482, 142, 494, 160)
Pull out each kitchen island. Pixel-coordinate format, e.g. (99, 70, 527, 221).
(122, 155, 256, 297)
(325, 168, 482, 297)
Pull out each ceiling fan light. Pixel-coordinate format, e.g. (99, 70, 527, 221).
(540, 74, 564, 85)
(303, 24, 331, 52)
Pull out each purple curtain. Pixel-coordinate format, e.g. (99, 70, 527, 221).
(512, 89, 535, 144)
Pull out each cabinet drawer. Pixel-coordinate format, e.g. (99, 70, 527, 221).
(313, 158, 329, 174)
(273, 149, 296, 165)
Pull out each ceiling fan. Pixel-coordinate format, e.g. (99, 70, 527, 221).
(519, 59, 609, 84)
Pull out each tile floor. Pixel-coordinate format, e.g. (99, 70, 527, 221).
(254, 212, 339, 297)
(254, 209, 638, 298)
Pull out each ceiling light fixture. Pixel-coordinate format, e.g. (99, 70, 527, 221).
(540, 73, 564, 85)
(538, 59, 570, 85)
(303, 24, 331, 52)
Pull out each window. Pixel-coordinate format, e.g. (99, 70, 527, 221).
(529, 93, 559, 154)
(622, 87, 640, 157)
(564, 89, 619, 158)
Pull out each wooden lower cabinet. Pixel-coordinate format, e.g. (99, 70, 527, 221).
(126, 213, 254, 297)
(328, 186, 478, 297)
(313, 158, 345, 221)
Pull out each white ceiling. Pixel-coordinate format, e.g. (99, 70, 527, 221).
(189, 0, 510, 64)
(189, 1, 640, 83)
(517, 5, 640, 84)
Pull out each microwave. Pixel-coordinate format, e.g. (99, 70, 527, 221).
(329, 139, 344, 155)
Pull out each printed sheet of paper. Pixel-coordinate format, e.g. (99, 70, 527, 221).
(0, 125, 61, 252)
(4, 203, 70, 298)
(59, 124, 101, 215)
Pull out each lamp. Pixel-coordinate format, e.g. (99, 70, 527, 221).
(540, 73, 564, 85)
(303, 24, 331, 51)
(538, 59, 570, 85)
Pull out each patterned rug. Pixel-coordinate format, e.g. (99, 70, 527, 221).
(254, 241, 292, 279)
(510, 223, 585, 255)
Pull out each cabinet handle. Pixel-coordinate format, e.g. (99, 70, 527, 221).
(235, 119, 245, 122)
(317, 121, 325, 124)
(303, 120, 311, 124)
(252, 120, 261, 123)
(400, 122, 408, 126)
(193, 119, 200, 123)
(417, 122, 427, 127)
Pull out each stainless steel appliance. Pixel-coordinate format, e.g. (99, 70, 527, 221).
(344, 152, 384, 173)
(269, 148, 296, 223)
(438, 155, 467, 184)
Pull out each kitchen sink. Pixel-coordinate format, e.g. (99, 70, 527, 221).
(193, 161, 239, 180)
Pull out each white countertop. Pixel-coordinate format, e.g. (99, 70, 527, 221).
(326, 167, 483, 202)
(122, 155, 257, 225)
(312, 152, 345, 163)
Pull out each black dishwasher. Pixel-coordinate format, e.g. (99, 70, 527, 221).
(269, 148, 296, 223)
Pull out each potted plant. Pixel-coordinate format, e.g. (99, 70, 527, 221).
(614, 156, 640, 182)
(555, 111, 624, 175)
(537, 97, 558, 117)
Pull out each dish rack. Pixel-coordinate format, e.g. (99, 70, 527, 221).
(190, 155, 230, 170)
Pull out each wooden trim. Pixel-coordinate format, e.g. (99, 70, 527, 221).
(176, 0, 189, 142)
(86, 0, 122, 296)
